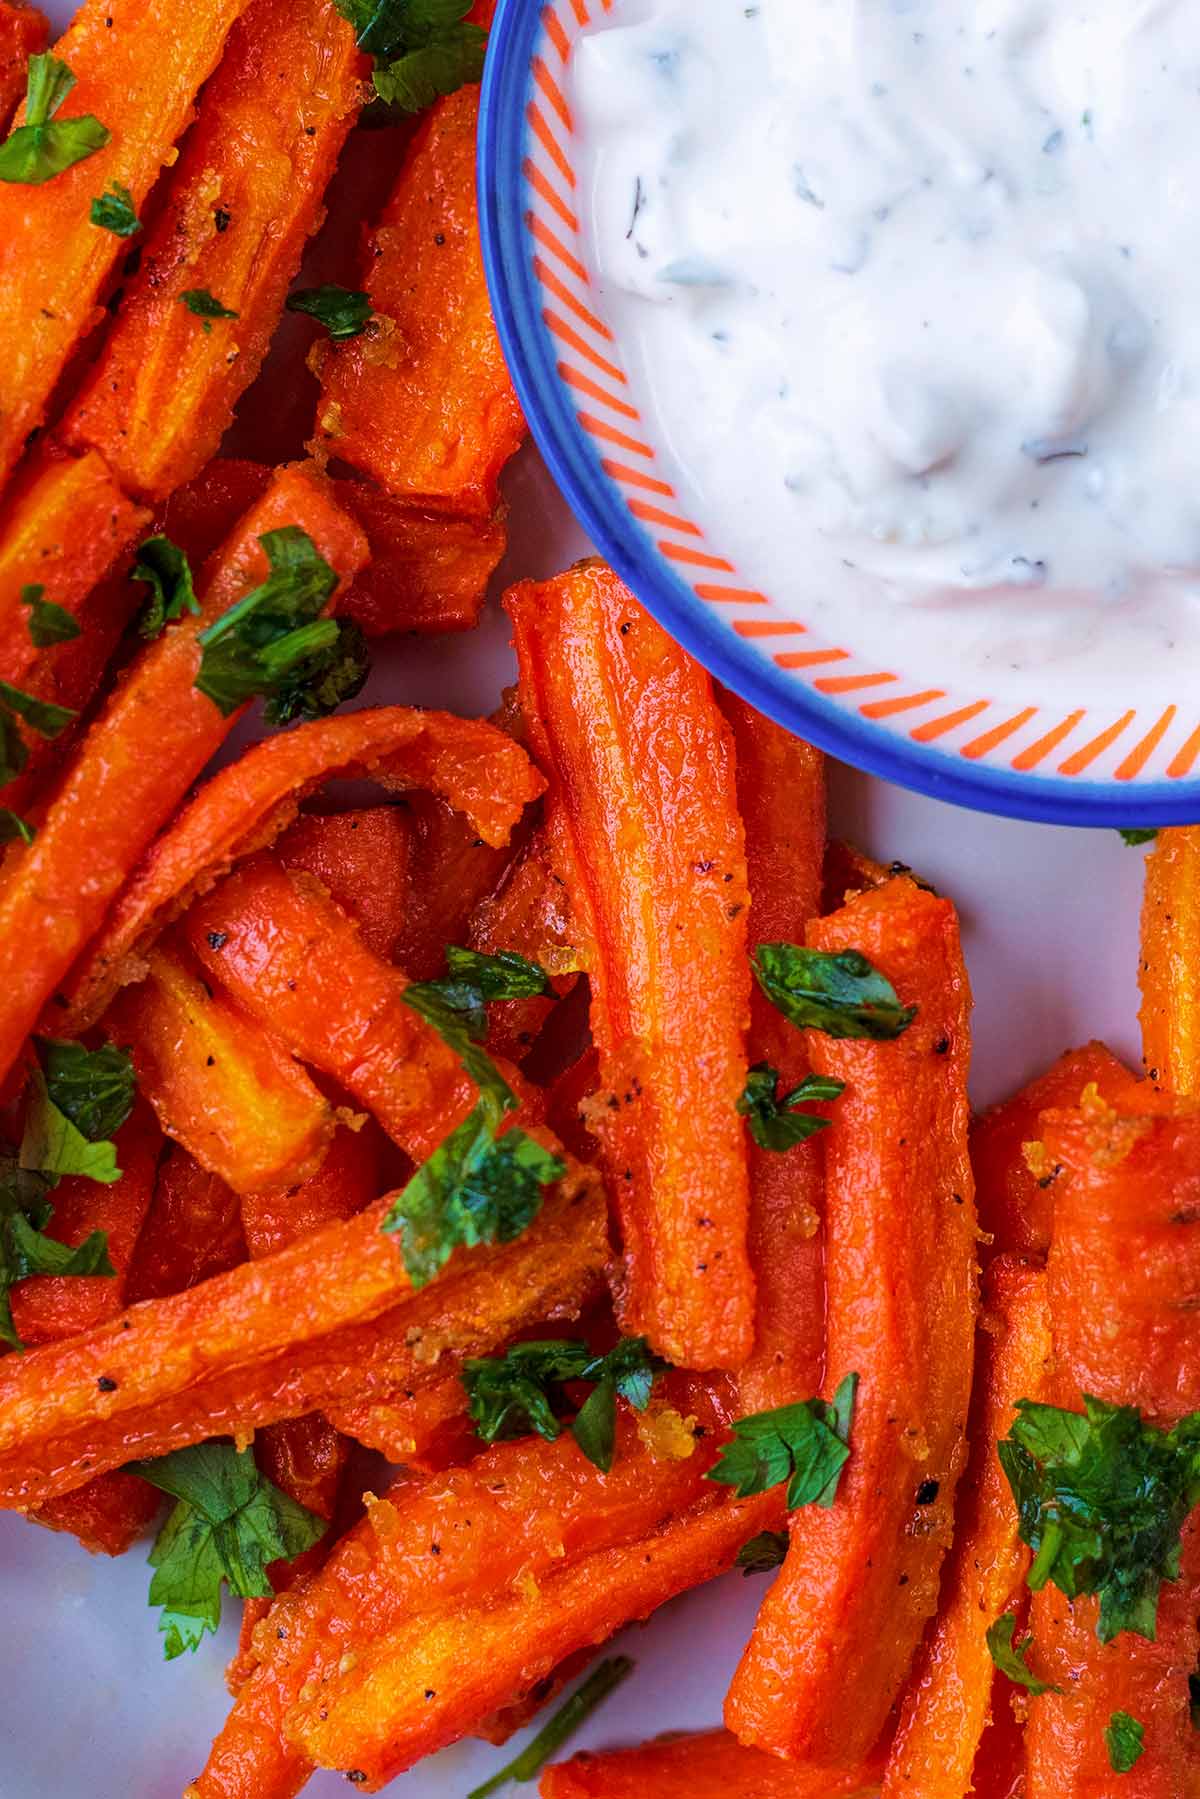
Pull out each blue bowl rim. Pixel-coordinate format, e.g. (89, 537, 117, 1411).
(477, 0, 1197, 829)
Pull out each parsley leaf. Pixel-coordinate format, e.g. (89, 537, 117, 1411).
(406, 946, 553, 1041)
(333, 0, 486, 112)
(571, 1338, 664, 1472)
(467, 1657, 635, 1799)
(0, 678, 75, 740)
(999, 1395, 1200, 1643)
(383, 960, 565, 1286)
(0, 1165, 114, 1352)
(286, 284, 373, 342)
(90, 180, 140, 236)
(1106, 1712, 1145, 1774)
(195, 526, 369, 724)
(754, 943, 917, 1041)
(0, 55, 110, 186)
(133, 535, 198, 640)
(736, 1529, 790, 1575)
(126, 1442, 325, 1659)
(463, 1334, 663, 1472)
(985, 1612, 1062, 1696)
(0, 808, 34, 844)
(22, 584, 81, 647)
(708, 1374, 859, 1511)
(737, 1062, 844, 1151)
(1118, 829, 1157, 847)
(34, 1036, 136, 1143)
(181, 289, 239, 333)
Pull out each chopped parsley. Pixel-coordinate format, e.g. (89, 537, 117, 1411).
(463, 1335, 663, 1472)
(382, 951, 564, 1286)
(181, 288, 239, 332)
(737, 1062, 844, 1150)
(736, 1529, 790, 1575)
(22, 584, 81, 647)
(126, 1442, 325, 1659)
(1118, 828, 1157, 847)
(333, 0, 486, 113)
(195, 526, 369, 724)
(90, 180, 140, 236)
(0, 677, 75, 742)
(133, 535, 199, 640)
(707, 1374, 859, 1511)
(1106, 1712, 1145, 1774)
(466, 1657, 635, 1799)
(408, 946, 553, 1041)
(999, 1395, 1200, 1642)
(0, 55, 110, 186)
(285, 284, 373, 342)
(985, 1612, 1061, 1696)
(0, 808, 34, 844)
(753, 943, 917, 1040)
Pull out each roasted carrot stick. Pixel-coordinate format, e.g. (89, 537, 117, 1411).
(510, 564, 754, 1370)
(0, 1, 47, 129)
(157, 458, 273, 567)
(30, 1467, 162, 1556)
(880, 1257, 1053, 1796)
(971, 1041, 1130, 1259)
(720, 692, 827, 1411)
(467, 827, 581, 1061)
(276, 806, 410, 964)
(0, 446, 148, 687)
(0, 463, 368, 1086)
(60, 0, 364, 499)
(66, 702, 541, 1029)
(106, 937, 335, 1194)
(312, 84, 523, 514)
(726, 877, 977, 1763)
(125, 1144, 246, 1303)
(540, 1730, 886, 1798)
(194, 1376, 730, 1799)
(0, 1165, 604, 1508)
(335, 483, 507, 635)
(1139, 826, 1200, 1094)
(241, 1118, 384, 1260)
(281, 1490, 784, 1789)
(392, 788, 519, 980)
(9, 1098, 160, 1344)
(0, 0, 256, 489)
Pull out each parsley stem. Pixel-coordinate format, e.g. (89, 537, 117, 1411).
(1028, 1516, 1064, 1591)
(465, 1656, 634, 1799)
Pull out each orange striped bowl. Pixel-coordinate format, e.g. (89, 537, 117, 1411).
(478, 0, 1192, 824)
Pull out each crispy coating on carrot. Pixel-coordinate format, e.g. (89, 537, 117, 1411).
(540, 1729, 886, 1798)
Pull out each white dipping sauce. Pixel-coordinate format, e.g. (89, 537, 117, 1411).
(571, 0, 1200, 696)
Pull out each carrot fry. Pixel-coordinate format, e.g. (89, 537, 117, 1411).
(0, 1165, 604, 1508)
(60, 0, 364, 499)
(106, 937, 334, 1194)
(184, 853, 478, 1157)
(281, 1491, 784, 1789)
(0, 446, 148, 688)
(335, 483, 507, 636)
(9, 1099, 160, 1344)
(276, 807, 411, 964)
(971, 1041, 1131, 1259)
(392, 788, 519, 980)
(509, 564, 754, 1370)
(324, 1370, 470, 1468)
(0, 463, 368, 1086)
(157, 458, 273, 567)
(467, 827, 581, 1060)
(540, 1729, 886, 1798)
(66, 702, 542, 1030)
(30, 1468, 162, 1557)
(726, 876, 977, 1763)
(125, 1144, 246, 1304)
(720, 692, 827, 1411)
(475, 1647, 600, 1748)
(0, 0, 256, 490)
(0, 1, 47, 129)
(880, 1257, 1053, 1796)
(241, 1118, 384, 1261)
(194, 1376, 730, 1799)
(1139, 826, 1200, 1094)
(821, 841, 892, 913)
(312, 84, 524, 514)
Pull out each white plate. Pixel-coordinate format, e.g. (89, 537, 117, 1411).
(0, 8, 1155, 1787)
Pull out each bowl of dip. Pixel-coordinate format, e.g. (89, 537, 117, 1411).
(478, 0, 1200, 824)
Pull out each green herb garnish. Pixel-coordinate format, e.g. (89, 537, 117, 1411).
(0, 677, 75, 741)
(463, 1335, 663, 1472)
(1118, 829, 1157, 847)
(708, 1374, 859, 1511)
(195, 526, 369, 725)
(754, 943, 916, 1041)
(181, 288, 239, 332)
(999, 1395, 1200, 1643)
(126, 1443, 325, 1659)
(90, 180, 140, 236)
(0, 55, 110, 185)
(333, 0, 486, 113)
(133, 535, 199, 640)
(285, 284, 373, 342)
(22, 584, 81, 647)
(466, 1656, 635, 1799)
(1106, 1712, 1145, 1774)
(984, 1612, 1062, 1696)
(0, 808, 34, 844)
(737, 1062, 843, 1151)
(736, 1529, 790, 1575)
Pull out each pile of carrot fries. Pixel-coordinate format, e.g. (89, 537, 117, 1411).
(1, 2, 1199, 1795)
